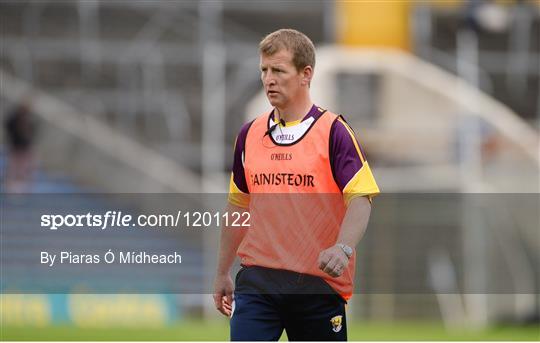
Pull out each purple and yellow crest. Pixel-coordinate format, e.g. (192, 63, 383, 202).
(330, 315, 343, 333)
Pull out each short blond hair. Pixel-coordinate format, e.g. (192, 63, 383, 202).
(259, 29, 316, 72)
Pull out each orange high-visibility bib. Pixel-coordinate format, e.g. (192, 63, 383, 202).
(238, 110, 355, 300)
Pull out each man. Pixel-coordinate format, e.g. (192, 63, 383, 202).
(4, 99, 37, 193)
(213, 29, 379, 341)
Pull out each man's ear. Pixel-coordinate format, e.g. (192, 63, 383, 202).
(302, 66, 313, 86)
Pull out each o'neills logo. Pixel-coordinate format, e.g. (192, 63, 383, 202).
(275, 134, 294, 141)
(270, 153, 292, 161)
(250, 173, 315, 187)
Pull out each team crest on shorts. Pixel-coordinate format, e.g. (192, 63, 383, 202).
(330, 315, 343, 333)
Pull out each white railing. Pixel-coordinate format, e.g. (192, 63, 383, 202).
(0, 69, 218, 193)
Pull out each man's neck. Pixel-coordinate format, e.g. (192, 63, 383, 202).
(275, 97, 313, 123)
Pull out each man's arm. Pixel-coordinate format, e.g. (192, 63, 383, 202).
(319, 116, 378, 277)
(213, 202, 249, 316)
(335, 195, 372, 249)
(318, 196, 371, 277)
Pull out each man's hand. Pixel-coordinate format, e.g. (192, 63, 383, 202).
(213, 273, 234, 316)
(318, 245, 349, 278)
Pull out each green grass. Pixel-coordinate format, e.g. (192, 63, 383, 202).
(1, 320, 539, 341)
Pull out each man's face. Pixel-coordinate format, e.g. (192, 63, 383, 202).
(260, 49, 305, 109)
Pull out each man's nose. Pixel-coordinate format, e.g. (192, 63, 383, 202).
(263, 73, 276, 86)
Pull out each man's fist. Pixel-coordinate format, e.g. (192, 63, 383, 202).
(213, 273, 234, 317)
(318, 245, 349, 278)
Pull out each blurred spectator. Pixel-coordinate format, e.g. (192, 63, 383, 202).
(462, 0, 510, 33)
(3, 100, 37, 192)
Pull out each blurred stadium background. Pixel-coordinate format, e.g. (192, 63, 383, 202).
(1, 0, 539, 340)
